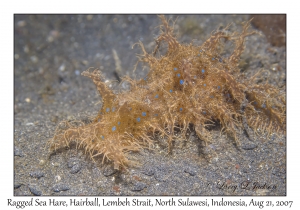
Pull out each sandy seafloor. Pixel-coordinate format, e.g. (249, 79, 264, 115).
(14, 14, 286, 196)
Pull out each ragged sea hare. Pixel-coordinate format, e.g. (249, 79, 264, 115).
(50, 15, 286, 169)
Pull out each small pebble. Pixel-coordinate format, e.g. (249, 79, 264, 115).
(39, 160, 46, 166)
(14, 183, 22, 189)
(53, 184, 70, 192)
(75, 70, 80, 75)
(184, 167, 197, 176)
(86, 15, 93, 21)
(67, 158, 79, 168)
(59, 64, 65, 71)
(30, 56, 38, 63)
(103, 165, 117, 177)
(70, 164, 81, 174)
(142, 168, 155, 176)
(241, 143, 257, 150)
(14, 148, 24, 157)
(17, 20, 26, 27)
(131, 182, 147, 191)
(29, 186, 42, 196)
(55, 175, 61, 182)
(30, 171, 44, 179)
(81, 60, 89, 66)
(23, 45, 29, 53)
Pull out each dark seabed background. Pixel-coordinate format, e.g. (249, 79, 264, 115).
(14, 14, 286, 196)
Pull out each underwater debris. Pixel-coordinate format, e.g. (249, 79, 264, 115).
(50, 15, 286, 170)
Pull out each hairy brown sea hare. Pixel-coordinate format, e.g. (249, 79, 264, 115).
(50, 16, 286, 169)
